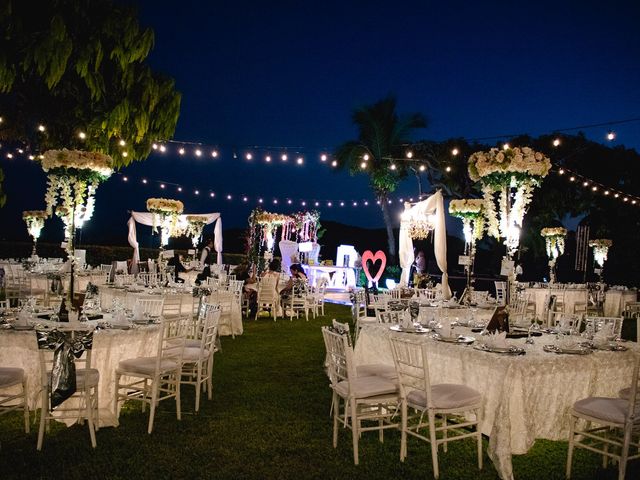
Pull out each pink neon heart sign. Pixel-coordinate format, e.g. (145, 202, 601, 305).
(362, 250, 387, 286)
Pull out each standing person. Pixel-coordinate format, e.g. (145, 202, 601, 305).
(196, 238, 214, 285)
(409, 250, 430, 288)
(167, 252, 191, 283)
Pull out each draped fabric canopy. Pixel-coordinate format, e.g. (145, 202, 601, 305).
(128, 211, 222, 273)
(398, 190, 451, 298)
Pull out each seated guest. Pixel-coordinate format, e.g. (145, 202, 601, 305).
(196, 238, 214, 285)
(280, 263, 308, 301)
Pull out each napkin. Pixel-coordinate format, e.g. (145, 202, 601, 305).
(593, 323, 615, 342)
(484, 331, 508, 349)
(556, 334, 580, 350)
(402, 311, 413, 328)
(439, 321, 453, 338)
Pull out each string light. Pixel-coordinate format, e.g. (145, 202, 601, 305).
(6, 153, 13, 158)
(194, 190, 199, 195)
(78, 132, 86, 140)
(179, 148, 185, 155)
(152, 143, 158, 150)
(265, 155, 271, 162)
(258, 198, 263, 203)
(301, 201, 306, 206)
(451, 148, 459, 156)
(296, 157, 303, 165)
(177, 187, 182, 192)
(210, 192, 215, 197)
(287, 199, 292, 204)
(211, 150, 218, 157)
(160, 145, 166, 153)
(390, 163, 397, 170)
(363, 154, 370, 161)
(419, 165, 426, 172)
(17, 149, 23, 154)
(331, 160, 337, 167)
(558, 168, 565, 174)
(195, 149, 202, 157)
(123, 176, 128, 181)
(226, 194, 232, 200)
(160, 183, 165, 189)
(245, 153, 253, 160)
(445, 166, 452, 172)
(281, 154, 288, 162)
(569, 176, 576, 182)
(503, 143, 510, 150)
(28, 155, 34, 160)
(360, 161, 367, 169)
(122, 151, 128, 157)
(606, 131, 616, 141)
(320, 154, 327, 162)
(142, 179, 148, 184)
(406, 151, 413, 159)
(119, 140, 126, 146)
(37, 124, 45, 132)
(243, 196, 248, 202)
(553, 138, 561, 147)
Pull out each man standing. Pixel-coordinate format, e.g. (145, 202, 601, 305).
(196, 238, 214, 285)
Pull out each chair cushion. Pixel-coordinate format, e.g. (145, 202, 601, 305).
(335, 376, 397, 398)
(181, 347, 211, 362)
(573, 397, 640, 424)
(117, 357, 180, 376)
(0, 367, 24, 388)
(407, 383, 482, 410)
(356, 363, 398, 380)
(619, 387, 631, 400)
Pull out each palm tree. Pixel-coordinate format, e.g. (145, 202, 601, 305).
(334, 96, 426, 263)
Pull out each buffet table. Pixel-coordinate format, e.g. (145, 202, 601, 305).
(0, 323, 160, 427)
(354, 324, 638, 480)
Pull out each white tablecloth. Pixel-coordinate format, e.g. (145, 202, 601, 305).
(354, 324, 638, 480)
(0, 324, 160, 427)
(302, 265, 357, 289)
(99, 287, 243, 336)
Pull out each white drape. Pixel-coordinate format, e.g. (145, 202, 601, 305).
(128, 211, 222, 273)
(278, 240, 299, 273)
(398, 190, 451, 298)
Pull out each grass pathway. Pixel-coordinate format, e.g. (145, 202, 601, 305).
(0, 303, 637, 479)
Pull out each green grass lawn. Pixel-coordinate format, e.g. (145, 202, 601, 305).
(1, 303, 637, 479)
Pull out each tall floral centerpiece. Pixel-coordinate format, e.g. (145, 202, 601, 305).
(22, 210, 47, 257)
(589, 239, 612, 281)
(185, 215, 208, 247)
(541, 227, 567, 283)
(40, 150, 113, 305)
(449, 199, 485, 295)
(146, 198, 185, 246)
(468, 147, 551, 257)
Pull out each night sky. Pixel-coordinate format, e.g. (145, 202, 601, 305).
(1, 0, 639, 247)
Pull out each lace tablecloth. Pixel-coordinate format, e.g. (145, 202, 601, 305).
(354, 324, 639, 480)
(99, 287, 243, 336)
(0, 325, 160, 427)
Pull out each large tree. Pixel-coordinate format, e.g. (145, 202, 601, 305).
(334, 96, 426, 262)
(0, 0, 181, 199)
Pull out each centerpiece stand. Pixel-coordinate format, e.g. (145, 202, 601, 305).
(541, 227, 567, 284)
(449, 199, 485, 302)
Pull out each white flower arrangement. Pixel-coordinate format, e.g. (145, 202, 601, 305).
(449, 199, 485, 243)
(408, 219, 434, 240)
(468, 146, 551, 184)
(22, 210, 47, 240)
(541, 227, 567, 260)
(41, 149, 114, 177)
(468, 147, 550, 255)
(589, 239, 612, 268)
(146, 197, 185, 243)
(185, 215, 208, 247)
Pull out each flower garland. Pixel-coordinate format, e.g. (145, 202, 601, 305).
(449, 199, 485, 243)
(589, 239, 612, 267)
(22, 210, 47, 240)
(468, 147, 551, 256)
(185, 215, 208, 247)
(55, 206, 73, 251)
(146, 197, 184, 245)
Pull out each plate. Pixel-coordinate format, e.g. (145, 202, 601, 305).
(433, 334, 475, 344)
(474, 344, 526, 355)
(543, 344, 592, 355)
(580, 342, 628, 352)
(12, 325, 34, 331)
(132, 319, 151, 325)
(389, 324, 430, 334)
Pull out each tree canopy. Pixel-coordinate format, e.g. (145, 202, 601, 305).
(0, 0, 181, 169)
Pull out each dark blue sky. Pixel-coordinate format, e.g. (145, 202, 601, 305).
(1, 0, 639, 246)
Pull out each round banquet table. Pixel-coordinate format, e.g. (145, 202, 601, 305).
(354, 323, 639, 480)
(0, 322, 160, 427)
(98, 286, 243, 336)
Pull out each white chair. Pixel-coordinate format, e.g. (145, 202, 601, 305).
(389, 336, 483, 479)
(584, 316, 624, 339)
(309, 277, 328, 318)
(566, 354, 640, 480)
(0, 366, 29, 435)
(114, 316, 186, 434)
(509, 294, 531, 328)
(177, 306, 220, 412)
(211, 290, 235, 339)
(353, 290, 376, 343)
(134, 297, 164, 318)
(162, 294, 183, 318)
(321, 326, 399, 465)
(255, 277, 278, 320)
(286, 282, 311, 321)
(549, 312, 583, 334)
(36, 328, 99, 450)
(378, 310, 403, 324)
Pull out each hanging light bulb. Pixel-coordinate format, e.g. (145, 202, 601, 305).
(243, 196, 248, 202)
(419, 164, 426, 172)
(607, 131, 616, 141)
(160, 183, 165, 189)
(390, 163, 397, 170)
(37, 124, 45, 132)
(245, 153, 253, 160)
(331, 160, 337, 167)
(78, 132, 86, 140)
(177, 186, 182, 192)
(123, 176, 128, 182)
(210, 192, 215, 197)
(301, 201, 306, 206)
(320, 154, 327, 162)
(406, 151, 413, 158)
(159, 145, 166, 152)
(119, 139, 126, 146)
(281, 154, 288, 161)
(122, 151, 128, 157)
(179, 147, 185, 155)
(553, 138, 561, 147)
(558, 168, 565, 174)
(142, 179, 148, 184)
(451, 148, 459, 156)
(195, 149, 202, 157)
(360, 161, 367, 169)
(445, 166, 452, 172)
(195, 190, 200, 195)
(211, 150, 218, 157)
(363, 154, 370, 161)
(152, 143, 158, 150)
(364, 201, 369, 206)
(265, 155, 271, 162)
(296, 157, 303, 165)
(287, 199, 292, 204)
